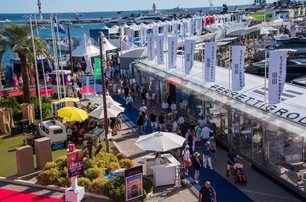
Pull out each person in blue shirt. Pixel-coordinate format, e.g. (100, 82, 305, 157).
(227, 148, 237, 177)
(202, 142, 213, 170)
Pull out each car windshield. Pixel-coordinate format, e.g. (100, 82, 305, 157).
(54, 129, 63, 134)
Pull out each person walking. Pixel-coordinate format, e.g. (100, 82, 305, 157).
(136, 112, 144, 134)
(158, 112, 165, 131)
(202, 142, 213, 170)
(126, 94, 133, 112)
(227, 148, 237, 177)
(182, 145, 191, 176)
(201, 124, 214, 146)
(193, 152, 201, 183)
(149, 112, 158, 132)
(198, 181, 216, 202)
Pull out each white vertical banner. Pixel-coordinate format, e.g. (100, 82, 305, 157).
(127, 28, 133, 49)
(268, 50, 288, 104)
(168, 35, 178, 69)
(140, 26, 146, 47)
(156, 34, 164, 65)
(153, 25, 158, 36)
(204, 42, 217, 82)
(147, 34, 155, 61)
(203, 16, 207, 28)
(184, 39, 195, 75)
(163, 24, 168, 43)
(196, 18, 202, 35)
(181, 21, 188, 38)
(231, 46, 246, 91)
(189, 19, 194, 36)
(173, 23, 178, 36)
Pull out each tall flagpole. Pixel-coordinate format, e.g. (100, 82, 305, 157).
(55, 16, 66, 98)
(50, 16, 61, 100)
(264, 49, 267, 108)
(30, 16, 43, 122)
(228, 46, 231, 90)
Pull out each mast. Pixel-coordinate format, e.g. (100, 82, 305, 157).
(37, 0, 43, 21)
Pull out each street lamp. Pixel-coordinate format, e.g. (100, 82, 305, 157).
(99, 32, 110, 152)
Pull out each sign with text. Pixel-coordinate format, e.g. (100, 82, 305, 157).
(184, 39, 195, 75)
(204, 42, 217, 82)
(168, 35, 178, 69)
(156, 34, 164, 65)
(67, 150, 83, 177)
(125, 166, 143, 202)
(231, 46, 246, 91)
(147, 34, 155, 61)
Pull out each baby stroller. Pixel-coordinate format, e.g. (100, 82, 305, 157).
(233, 163, 247, 185)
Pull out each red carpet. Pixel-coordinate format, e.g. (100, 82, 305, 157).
(0, 89, 53, 97)
(0, 188, 64, 202)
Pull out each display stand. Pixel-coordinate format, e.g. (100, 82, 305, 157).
(65, 176, 85, 202)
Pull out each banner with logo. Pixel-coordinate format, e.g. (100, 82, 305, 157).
(168, 35, 178, 69)
(173, 23, 178, 36)
(231, 46, 246, 91)
(204, 42, 217, 82)
(140, 26, 146, 47)
(94, 58, 102, 79)
(156, 34, 164, 65)
(268, 50, 288, 104)
(127, 28, 133, 48)
(184, 39, 195, 75)
(125, 166, 143, 202)
(147, 34, 155, 61)
(67, 150, 83, 177)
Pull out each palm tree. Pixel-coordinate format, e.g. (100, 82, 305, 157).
(1, 24, 50, 103)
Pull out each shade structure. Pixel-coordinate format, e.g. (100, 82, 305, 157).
(59, 97, 80, 102)
(90, 95, 122, 107)
(135, 132, 186, 152)
(72, 34, 100, 58)
(57, 107, 88, 122)
(89, 105, 124, 119)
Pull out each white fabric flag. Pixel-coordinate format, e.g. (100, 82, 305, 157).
(173, 23, 179, 36)
(189, 19, 194, 36)
(181, 21, 188, 38)
(153, 25, 158, 36)
(196, 18, 202, 35)
(140, 26, 146, 47)
(268, 50, 288, 104)
(168, 35, 178, 69)
(163, 24, 168, 43)
(231, 46, 246, 91)
(147, 34, 155, 61)
(204, 42, 217, 82)
(184, 39, 195, 75)
(156, 34, 164, 65)
(127, 28, 133, 49)
(203, 16, 207, 28)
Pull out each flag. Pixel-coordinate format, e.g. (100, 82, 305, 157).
(168, 35, 178, 69)
(53, 18, 65, 34)
(231, 46, 246, 91)
(140, 26, 146, 47)
(189, 19, 194, 37)
(127, 28, 133, 49)
(163, 24, 168, 43)
(153, 25, 158, 36)
(156, 34, 164, 65)
(196, 18, 202, 36)
(173, 23, 179, 36)
(268, 50, 288, 104)
(147, 34, 155, 61)
(181, 21, 188, 38)
(204, 42, 217, 82)
(184, 39, 195, 75)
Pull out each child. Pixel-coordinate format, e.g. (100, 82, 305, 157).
(193, 152, 201, 183)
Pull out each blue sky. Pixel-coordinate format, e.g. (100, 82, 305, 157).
(0, 0, 275, 13)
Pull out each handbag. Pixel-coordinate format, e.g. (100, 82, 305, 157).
(184, 158, 192, 168)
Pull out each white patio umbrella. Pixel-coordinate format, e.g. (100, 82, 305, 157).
(135, 132, 186, 152)
(89, 105, 124, 119)
(90, 95, 122, 107)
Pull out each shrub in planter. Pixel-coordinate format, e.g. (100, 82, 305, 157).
(43, 162, 57, 170)
(119, 159, 134, 169)
(116, 153, 127, 161)
(104, 177, 125, 202)
(55, 156, 67, 169)
(106, 162, 121, 173)
(57, 177, 70, 187)
(88, 178, 109, 194)
(37, 168, 60, 185)
(77, 177, 91, 191)
(83, 157, 95, 170)
(96, 151, 119, 163)
(60, 167, 68, 178)
(84, 166, 105, 181)
(143, 178, 153, 198)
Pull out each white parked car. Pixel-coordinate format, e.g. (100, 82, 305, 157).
(39, 120, 67, 145)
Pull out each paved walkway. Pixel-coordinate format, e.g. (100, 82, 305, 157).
(112, 94, 302, 202)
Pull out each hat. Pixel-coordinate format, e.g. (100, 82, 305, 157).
(206, 141, 211, 144)
(194, 152, 200, 157)
(185, 145, 190, 148)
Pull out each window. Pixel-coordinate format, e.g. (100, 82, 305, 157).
(54, 129, 63, 134)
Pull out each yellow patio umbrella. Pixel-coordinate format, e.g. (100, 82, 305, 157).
(57, 107, 88, 122)
(59, 97, 80, 102)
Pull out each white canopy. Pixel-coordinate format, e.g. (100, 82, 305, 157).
(72, 34, 100, 58)
(89, 105, 124, 119)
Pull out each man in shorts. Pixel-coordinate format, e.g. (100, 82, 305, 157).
(198, 181, 216, 202)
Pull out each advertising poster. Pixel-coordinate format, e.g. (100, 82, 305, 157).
(204, 42, 217, 82)
(231, 46, 246, 91)
(125, 166, 143, 202)
(184, 39, 195, 75)
(67, 150, 83, 177)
